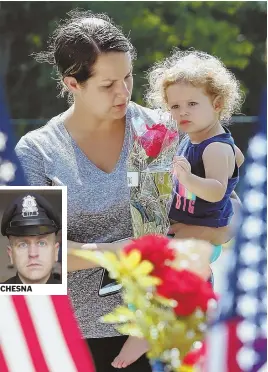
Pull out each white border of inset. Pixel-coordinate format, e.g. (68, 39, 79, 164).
(0, 186, 67, 295)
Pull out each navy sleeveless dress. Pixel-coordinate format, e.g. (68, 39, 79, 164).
(169, 127, 239, 228)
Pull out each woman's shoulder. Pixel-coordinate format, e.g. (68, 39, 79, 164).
(15, 113, 66, 151)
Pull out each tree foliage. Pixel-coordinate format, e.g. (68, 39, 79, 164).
(0, 1, 266, 119)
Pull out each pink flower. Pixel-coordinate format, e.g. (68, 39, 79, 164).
(138, 124, 178, 158)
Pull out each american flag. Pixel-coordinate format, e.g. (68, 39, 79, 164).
(0, 79, 95, 372)
(0, 79, 26, 186)
(204, 90, 267, 372)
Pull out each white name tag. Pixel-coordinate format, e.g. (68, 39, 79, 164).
(127, 172, 139, 187)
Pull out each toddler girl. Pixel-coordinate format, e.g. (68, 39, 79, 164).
(146, 49, 244, 248)
(113, 49, 244, 369)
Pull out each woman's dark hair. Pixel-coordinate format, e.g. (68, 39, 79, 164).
(33, 9, 136, 100)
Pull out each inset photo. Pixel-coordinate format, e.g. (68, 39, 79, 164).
(0, 186, 67, 295)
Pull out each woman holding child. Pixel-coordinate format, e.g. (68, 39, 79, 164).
(15, 10, 243, 372)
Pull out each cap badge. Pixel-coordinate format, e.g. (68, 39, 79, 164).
(22, 195, 39, 217)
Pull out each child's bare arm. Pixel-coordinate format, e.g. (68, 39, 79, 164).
(230, 190, 242, 204)
(234, 144, 245, 167)
(174, 142, 234, 203)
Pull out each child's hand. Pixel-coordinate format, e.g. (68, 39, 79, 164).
(173, 156, 191, 184)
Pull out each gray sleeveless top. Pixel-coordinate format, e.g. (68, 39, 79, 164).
(15, 102, 162, 338)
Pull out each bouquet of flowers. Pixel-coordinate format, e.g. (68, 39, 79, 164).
(128, 116, 179, 237)
(72, 235, 217, 371)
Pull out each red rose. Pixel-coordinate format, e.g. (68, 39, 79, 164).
(123, 235, 176, 270)
(137, 124, 178, 158)
(155, 268, 217, 316)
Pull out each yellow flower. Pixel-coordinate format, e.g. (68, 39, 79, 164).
(102, 306, 136, 323)
(119, 250, 143, 272)
(72, 242, 207, 372)
(71, 248, 160, 287)
(178, 365, 194, 372)
(70, 249, 121, 278)
(119, 250, 161, 287)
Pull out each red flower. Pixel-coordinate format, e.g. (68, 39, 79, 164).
(137, 124, 178, 158)
(182, 342, 206, 366)
(155, 268, 217, 316)
(123, 235, 176, 270)
(123, 235, 217, 317)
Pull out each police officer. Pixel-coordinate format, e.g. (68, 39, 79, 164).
(1, 193, 61, 284)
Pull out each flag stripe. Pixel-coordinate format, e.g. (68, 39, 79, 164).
(205, 90, 267, 371)
(0, 296, 35, 372)
(0, 347, 10, 372)
(25, 296, 78, 372)
(227, 318, 243, 372)
(51, 296, 95, 372)
(0, 79, 95, 372)
(12, 296, 50, 372)
(206, 323, 227, 372)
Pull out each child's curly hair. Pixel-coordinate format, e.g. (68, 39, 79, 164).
(145, 49, 244, 122)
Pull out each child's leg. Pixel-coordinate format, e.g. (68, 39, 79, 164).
(168, 230, 213, 280)
(111, 336, 149, 368)
(169, 222, 232, 245)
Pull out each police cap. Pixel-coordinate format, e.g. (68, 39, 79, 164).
(1, 193, 61, 237)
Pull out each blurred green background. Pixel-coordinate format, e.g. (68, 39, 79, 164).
(0, 1, 266, 151)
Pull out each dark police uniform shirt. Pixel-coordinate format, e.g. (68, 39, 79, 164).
(3, 273, 61, 284)
(169, 127, 239, 228)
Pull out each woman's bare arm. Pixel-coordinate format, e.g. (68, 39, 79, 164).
(67, 239, 132, 272)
